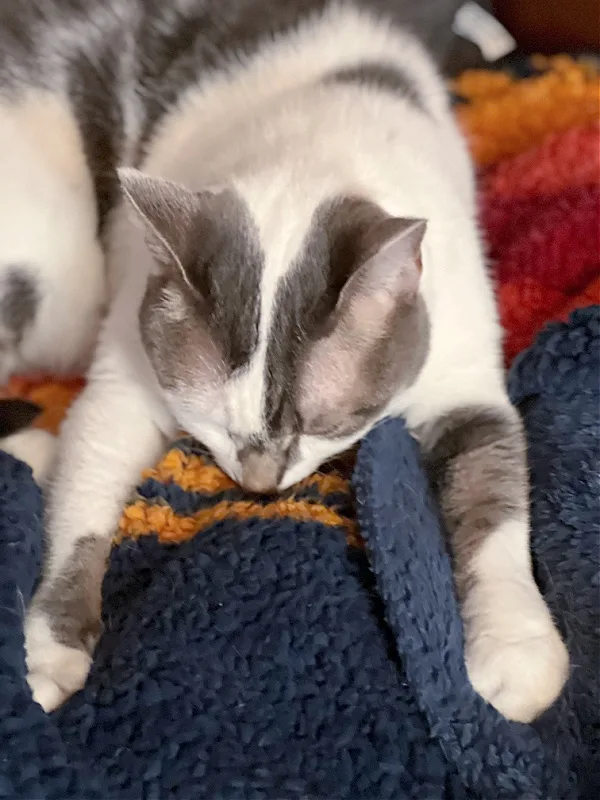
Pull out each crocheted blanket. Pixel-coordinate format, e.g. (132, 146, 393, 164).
(1, 58, 599, 799)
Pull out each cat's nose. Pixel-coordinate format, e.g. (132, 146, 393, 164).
(238, 448, 281, 494)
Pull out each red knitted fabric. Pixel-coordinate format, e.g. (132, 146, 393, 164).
(480, 124, 600, 200)
(479, 124, 600, 364)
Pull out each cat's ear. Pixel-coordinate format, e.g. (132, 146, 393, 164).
(334, 215, 425, 332)
(298, 210, 427, 432)
(117, 167, 207, 287)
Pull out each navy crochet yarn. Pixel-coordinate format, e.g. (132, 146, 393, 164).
(508, 306, 600, 800)
(0, 306, 598, 799)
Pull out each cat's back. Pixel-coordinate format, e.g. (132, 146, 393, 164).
(0, 0, 130, 88)
(0, 0, 133, 378)
(1, 0, 459, 178)
(129, 0, 455, 134)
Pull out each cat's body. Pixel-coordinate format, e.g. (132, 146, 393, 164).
(1, 0, 568, 721)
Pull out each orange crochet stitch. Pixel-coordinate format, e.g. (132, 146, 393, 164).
(118, 444, 360, 548)
(454, 56, 599, 166)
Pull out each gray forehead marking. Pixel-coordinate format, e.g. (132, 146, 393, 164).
(263, 197, 361, 436)
(0, 267, 38, 341)
(139, 189, 264, 385)
(326, 60, 424, 109)
(183, 190, 264, 372)
(263, 196, 393, 436)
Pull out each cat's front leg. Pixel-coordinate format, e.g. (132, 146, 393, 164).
(419, 402, 569, 723)
(25, 360, 166, 712)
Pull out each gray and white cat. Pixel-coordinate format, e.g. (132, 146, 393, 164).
(0, 0, 568, 721)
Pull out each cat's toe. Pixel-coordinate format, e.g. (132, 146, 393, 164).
(25, 613, 92, 712)
(466, 622, 569, 723)
(27, 669, 73, 713)
(26, 648, 92, 712)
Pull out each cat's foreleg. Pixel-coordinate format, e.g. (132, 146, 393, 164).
(414, 395, 569, 723)
(25, 354, 166, 712)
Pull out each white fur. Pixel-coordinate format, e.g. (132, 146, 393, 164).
(0, 91, 106, 381)
(25, 614, 92, 713)
(24, 7, 567, 720)
(462, 519, 570, 722)
(0, 428, 57, 486)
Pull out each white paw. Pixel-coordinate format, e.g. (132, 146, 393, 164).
(465, 584, 569, 723)
(25, 613, 92, 712)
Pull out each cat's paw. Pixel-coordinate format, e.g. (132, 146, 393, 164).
(25, 612, 93, 712)
(465, 588, 569, 723)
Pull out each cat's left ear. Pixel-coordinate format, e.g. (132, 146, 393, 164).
(118, 168, 210, 290)
(297, 207, 428, 433)
(334, 215, 425, 331)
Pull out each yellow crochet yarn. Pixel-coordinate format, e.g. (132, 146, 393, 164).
(117, 446, 360, 548)
(453, 56, 599, 167)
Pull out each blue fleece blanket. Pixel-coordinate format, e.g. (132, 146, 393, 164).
(0, 306, 598, 799)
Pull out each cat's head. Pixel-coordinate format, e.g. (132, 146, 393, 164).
(119, 168, 429, 492)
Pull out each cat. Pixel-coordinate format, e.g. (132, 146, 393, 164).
(0, 0, 568, 721)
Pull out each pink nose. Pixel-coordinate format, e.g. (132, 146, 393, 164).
(239, 450, 281, 494)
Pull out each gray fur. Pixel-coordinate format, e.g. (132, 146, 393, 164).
(420, 406, 528, 598)
(327, 61, 424, 108)
(35, 534, 110, 650)
(262, 197, 354, 439)
(134, 184, 429, 483)
(0, 1, 456, 226)
(265, 197, 429, 441)
(0, 268, 38, 341)
(67, 32, 127, 227)
(131, 174, 264, 384)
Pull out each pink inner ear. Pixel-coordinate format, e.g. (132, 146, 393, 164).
(299, 223, 426, 422)
(298, 333, 360, 422)
(345, 289, 398, 338)
(338, 219, 424, 338)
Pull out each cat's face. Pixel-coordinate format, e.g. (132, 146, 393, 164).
(120, 168, 429, 492)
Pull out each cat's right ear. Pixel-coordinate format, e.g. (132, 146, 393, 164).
(296, 201, 428, 434)
(117, 168, 207, 291)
